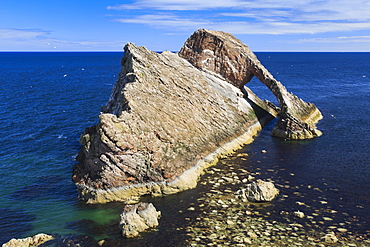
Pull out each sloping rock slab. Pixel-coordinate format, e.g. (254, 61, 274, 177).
(72, 42, 276, 204)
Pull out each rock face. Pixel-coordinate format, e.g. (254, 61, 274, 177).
(236, 180, 279, 202)
(179, 29, 323, 140)
(119, 202, 160, 238)
(72, 38, 276, 203)
(2, 233, 54, 247)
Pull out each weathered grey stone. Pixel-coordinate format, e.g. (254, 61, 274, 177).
(236, 179, 279, 202)
(2, 233, 54, 247)
(119, 202, 160, 238)
(179, 29, 322, 140)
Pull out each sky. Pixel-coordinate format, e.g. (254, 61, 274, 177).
(1, 0, 370, 52)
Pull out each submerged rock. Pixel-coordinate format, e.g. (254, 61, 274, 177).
(294, 211, 305, 218)
(119, 202, 160, 238)
(236, 179, 279, 202)
(40, 234, 100, 247)
(72, 32, 277, 203)
(179, 29, 323, 140)
(322, 232, 338, 244)
(2, 233, 54, 247)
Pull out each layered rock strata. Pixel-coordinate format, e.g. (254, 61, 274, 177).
(72, 41, 276, 203)
(179, 29, 323, 140)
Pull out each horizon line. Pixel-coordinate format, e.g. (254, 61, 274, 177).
(1, 50, 370, 53)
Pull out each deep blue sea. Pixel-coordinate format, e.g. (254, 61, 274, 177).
(0, 52, 369, 245)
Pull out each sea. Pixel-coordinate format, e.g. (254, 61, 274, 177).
(0, 51, 369, 246)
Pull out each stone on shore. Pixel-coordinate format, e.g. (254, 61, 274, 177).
(119, 202, 161, 238)
(236, 179, 279, 202)
(2, 233, 54, 247)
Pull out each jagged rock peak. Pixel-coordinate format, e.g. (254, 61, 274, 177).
(179, 29, 323, 140)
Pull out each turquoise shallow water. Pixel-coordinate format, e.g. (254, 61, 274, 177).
(0, 52, 369, 245)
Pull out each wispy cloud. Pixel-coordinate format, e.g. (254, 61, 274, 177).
(298, 36, 370, 43)
(112, 14, 211, 30)
(107, 0, 249, 11)
(0, 28, 124, 51)
(107, 0, 370, 35)
(0, 28, 50, 39)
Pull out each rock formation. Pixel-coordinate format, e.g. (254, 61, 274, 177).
(2, 233, 54, 247)
(179, 29, 323, 140)
(236, 179, 279, 202)
(119, 202, 160, 238)
(72, 38, 276, 203)
(72, 29, 322, 204)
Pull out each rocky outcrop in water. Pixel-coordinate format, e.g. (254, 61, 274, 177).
(179, 29, 323, 140)
(72, 29, 323, 204)
(2, 233, 54, 247)
(72, 35, 277, 203)
(236, 179, 279, 202)
(119, 202, 160, 238)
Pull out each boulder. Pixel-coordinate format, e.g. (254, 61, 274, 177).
(2, 233, 54, 247)
(119, 202, 160, 238)
(322, 232, 338, 244)
(236, 179, 279, 202)
(294, 211, 305, 218)
(72, 35, 277, 203)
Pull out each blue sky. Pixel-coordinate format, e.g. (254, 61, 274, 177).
(1, 0, 370, 51)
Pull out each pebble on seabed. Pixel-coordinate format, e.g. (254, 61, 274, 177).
(294, 211, 304, 218)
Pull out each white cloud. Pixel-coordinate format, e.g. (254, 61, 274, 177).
(298, 36, 370, 43)
(107, 0, 370, 35)
(107, 0, 249, 11)
(111, 15, 370, 35)
(0, 28, 124, 51)
(107, 0, 370, 17)
(112, 14, 211, 29)
(0, 28, 50, 39)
